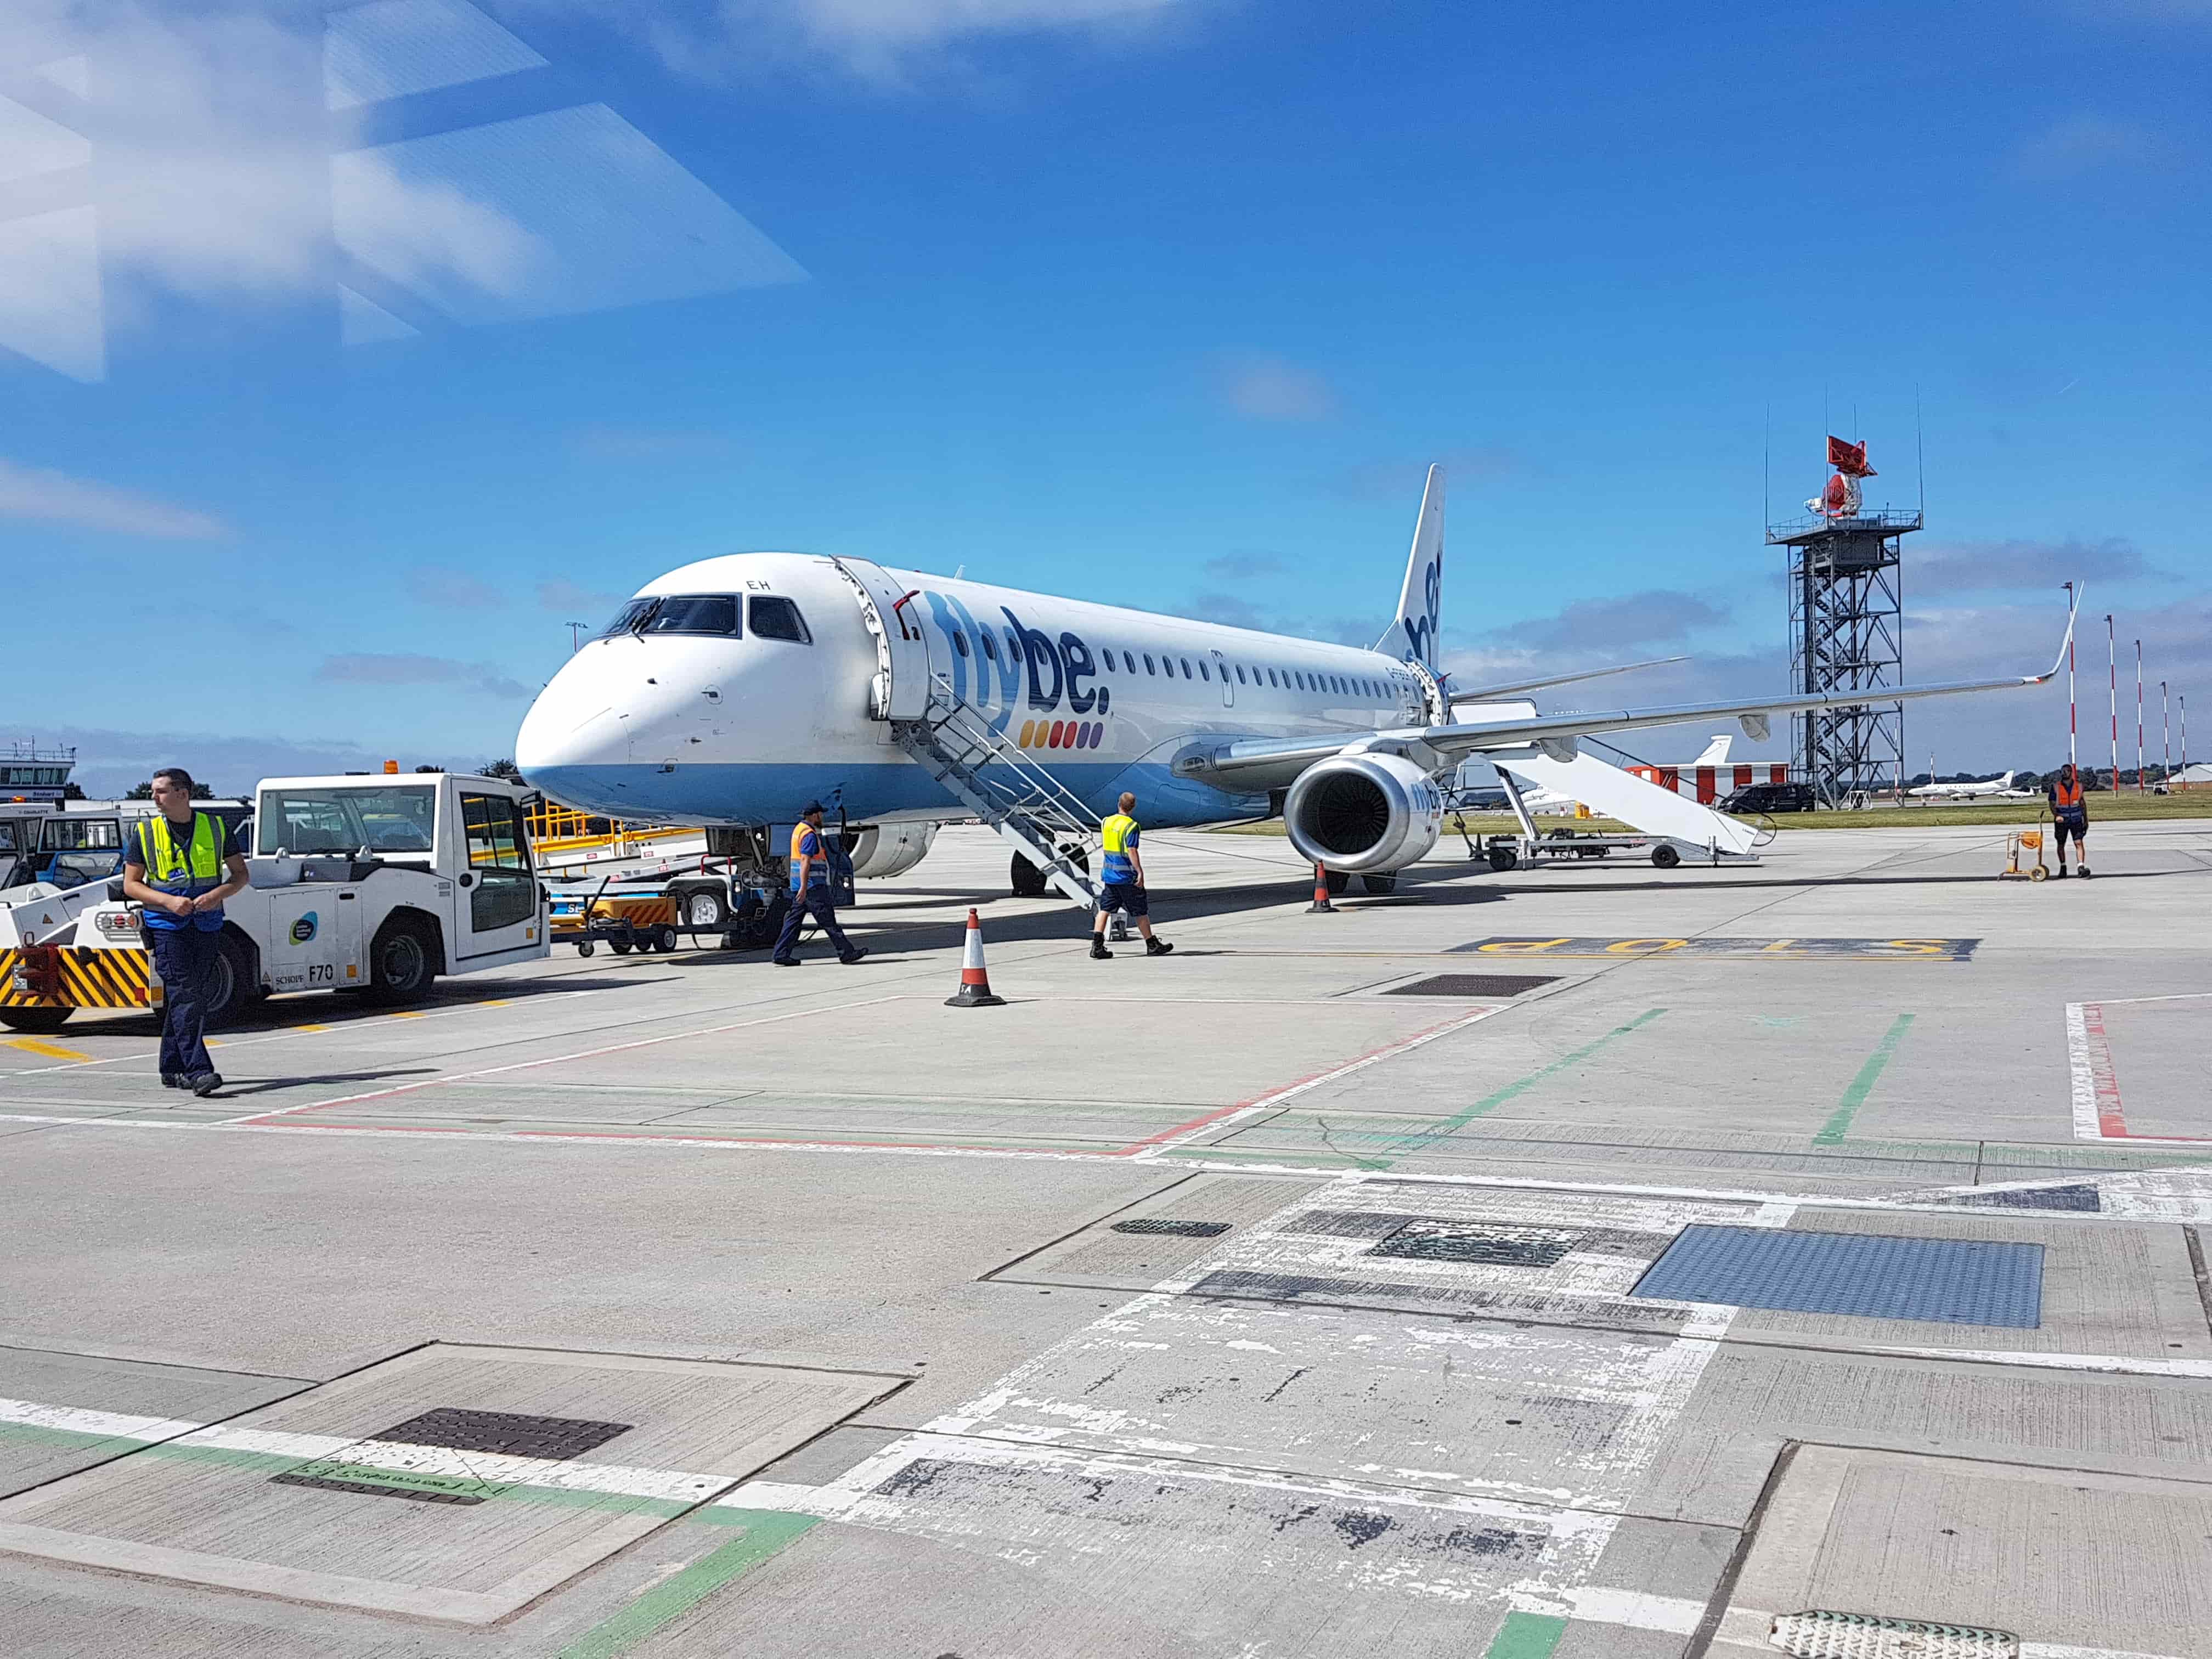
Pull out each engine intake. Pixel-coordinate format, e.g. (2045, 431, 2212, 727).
(1283, 753, 1442, 874)
(836, 822, 938, 879)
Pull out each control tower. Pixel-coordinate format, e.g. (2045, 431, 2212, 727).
(1768, 437, 1916, 807)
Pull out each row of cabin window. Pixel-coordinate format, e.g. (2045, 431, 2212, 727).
(946, 629, 1403, 701)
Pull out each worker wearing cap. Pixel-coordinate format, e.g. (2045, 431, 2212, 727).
(120, 766, 249, 1095)
(2047, 762, 2091, 878)
(772, 802, 867, 967)
(1090, 792, 1172, 960)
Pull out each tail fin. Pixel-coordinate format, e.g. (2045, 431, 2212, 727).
(1376, 463, 1444, 668)
(1691, 735, 1732, 766)
(2001, 770, 2017, 788)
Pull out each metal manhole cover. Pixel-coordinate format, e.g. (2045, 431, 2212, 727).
(1111, 1218, 1231, 1237)
(1770, 1609, 2018, 1657)
(1384, 974, 1556, 997)
(1631, 1225, 2045, 1328)
(270, 1408, 635, 1505)
(1368, 1221, 1583, 1267)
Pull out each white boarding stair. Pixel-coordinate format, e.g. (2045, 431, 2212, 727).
(892, 675, 1102, 907)
(1489, 748, 1761, 859)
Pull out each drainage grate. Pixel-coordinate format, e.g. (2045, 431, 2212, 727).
(1630, 1226, 2045, 1328)
(1769, 1609, 2018, 1657)
(1111, 1218, 1231, 1238)
(1943, 1183, 2101, 1213)
(1369, 1220, 1584, 1267)
(1384, 974, 1556, 998)
(371, 1408, 634, 1460)
(270, 1409, 635, 1505)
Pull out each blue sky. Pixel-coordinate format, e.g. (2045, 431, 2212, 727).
(3, 0, 2207, 795)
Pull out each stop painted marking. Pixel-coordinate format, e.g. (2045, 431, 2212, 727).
(1454, 936, 1979, 961)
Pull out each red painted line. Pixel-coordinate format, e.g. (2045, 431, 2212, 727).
(2081, 1002, 2129, 1138)
(1115, 1004, 1503, 1154)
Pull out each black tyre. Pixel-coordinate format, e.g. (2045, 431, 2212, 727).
(1651, 844, 1681, 870)
(576, 940, 595, 957)
(652, 924, 679, 953)
(1359, 872, 1398, 894)
(1487, 847, 1519, 872)
(205, 929, 258, 1029)
(610, 937, 634, 955)
(0, 1005, 74, 1034)
(723, 891, 782, 952)
(1010, 853, 1047, 898)
(1324, 870, 1352, 895)
(365, 916, 438, 1004)
(678, 887, 728, 932)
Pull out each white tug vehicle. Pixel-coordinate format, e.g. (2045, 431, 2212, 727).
(0, 772, 548, 1034)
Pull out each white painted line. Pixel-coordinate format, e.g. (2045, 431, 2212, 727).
(2067, 1001, 2105, 1142)
(1869, 1346, 2212, 1380)
(225, 994, 912, 1124)
(1718, 1607, 2193, 1659)
(0, 1397, 732, 1504)
(1564, 1584, 1705, 1634)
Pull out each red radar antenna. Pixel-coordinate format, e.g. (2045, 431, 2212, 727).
(1808, 435, 1877, 520)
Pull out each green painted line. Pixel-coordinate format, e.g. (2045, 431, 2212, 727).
(1814, 1012, 1915, 1146)
(557, 1509, 821, 1659)
(1384, 1008, 1668, 1157)
(1483, 1610, 1568, 1659)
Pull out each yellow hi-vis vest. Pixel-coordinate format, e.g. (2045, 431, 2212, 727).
(1099, 813, 1138, 884)
(139, 812, 223, 888)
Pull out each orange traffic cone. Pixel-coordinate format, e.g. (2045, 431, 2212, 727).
(1307, 860, 1336, 913)
(945, 908, 1007, 1007)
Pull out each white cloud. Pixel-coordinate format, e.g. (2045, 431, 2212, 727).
(1216, 352, 1336, 422)
(0, 456, 228, 538)
(0, 206, 103, 380)
(2013, 114, 2159, 181)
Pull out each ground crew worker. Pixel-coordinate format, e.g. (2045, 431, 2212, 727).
(2047, 762, 2091, 878)
(772, 802, 867, 966)
(1090, 792, 1172, 960)
(120, 768, 248, 1095)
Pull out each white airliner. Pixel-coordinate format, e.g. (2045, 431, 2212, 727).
(515, 467, 2072, 890)
(1908, 770, 2030, 800)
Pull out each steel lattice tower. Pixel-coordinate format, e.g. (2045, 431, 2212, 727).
(1770, 508, 1917, 806)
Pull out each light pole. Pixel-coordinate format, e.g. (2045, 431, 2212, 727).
(2063, 583, 2076, 768)
(2135, 640, 2145, 793)
(2162, 680, 2170, 790)
(2106, 615, 2118, 791)
(566, 621, 586, 654)
(2181, 695, 2190, 791)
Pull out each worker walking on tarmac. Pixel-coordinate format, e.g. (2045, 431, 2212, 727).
(772, 802, 867, 966)
(2047, 762, 2091, 879)
(120, 767, 249, 1095)
(1090, 792, 1172, 960)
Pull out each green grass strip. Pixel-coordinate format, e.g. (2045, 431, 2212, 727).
(1482, 1610, 1569, 1659)
(1814, 1012, 1916, 1146)
(1384, 1008, 1668, 1158)
(557, 1510, 821, 1659)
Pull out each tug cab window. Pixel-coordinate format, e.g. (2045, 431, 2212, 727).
(748, 595, 812, 643)
(641, 594, 741, 636)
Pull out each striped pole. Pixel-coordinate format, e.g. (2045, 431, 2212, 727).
(1307, 861, 1336, 913)
(944, 908, 1006, 1007)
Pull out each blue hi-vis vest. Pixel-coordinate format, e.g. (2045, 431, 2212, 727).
(137, 812, 227, 930)
(1099, 813, 1139, 884)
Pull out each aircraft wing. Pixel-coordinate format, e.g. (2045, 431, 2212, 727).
(1444, 654, 1687, 704)
(1186, 610, 2073, 791)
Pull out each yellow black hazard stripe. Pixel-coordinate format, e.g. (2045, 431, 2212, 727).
(0, 946, 153, 1010)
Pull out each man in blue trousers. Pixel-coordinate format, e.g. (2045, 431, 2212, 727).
(772, 802, 867, 967)
(121, 767, 249, 1095)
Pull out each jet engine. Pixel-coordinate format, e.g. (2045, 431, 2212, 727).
(1283, 753, 1443, 873)
(836, 821, 939, 879)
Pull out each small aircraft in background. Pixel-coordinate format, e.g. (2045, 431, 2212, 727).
(1908, 770, 2033, 800)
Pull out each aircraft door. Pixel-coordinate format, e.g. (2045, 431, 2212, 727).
(830, 557, 932, 721)
(1211, 650, 1234, 709)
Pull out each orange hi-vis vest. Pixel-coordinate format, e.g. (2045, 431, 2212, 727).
(2052, 777, 2084, 809)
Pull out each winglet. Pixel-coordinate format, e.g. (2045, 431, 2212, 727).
(2033, 585, 2081, 684)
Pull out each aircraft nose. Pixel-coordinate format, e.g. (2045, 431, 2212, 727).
(515, 658, 628, 806)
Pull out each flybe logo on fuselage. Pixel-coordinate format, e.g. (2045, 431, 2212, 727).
(919, 591, 1111, 718)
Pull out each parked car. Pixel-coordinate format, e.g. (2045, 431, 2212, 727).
(1722, 781, 1816, 814)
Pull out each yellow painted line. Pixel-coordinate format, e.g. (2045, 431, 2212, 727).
(387, 1011, 427, 1019)
(295, 1024, 330, 1033)
(5, 1038, 93, 1062)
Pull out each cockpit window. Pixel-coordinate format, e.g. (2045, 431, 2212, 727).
(641, 594, 741, 636)
(749, 595, 812, 644)
(600, 598, 657, 637)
